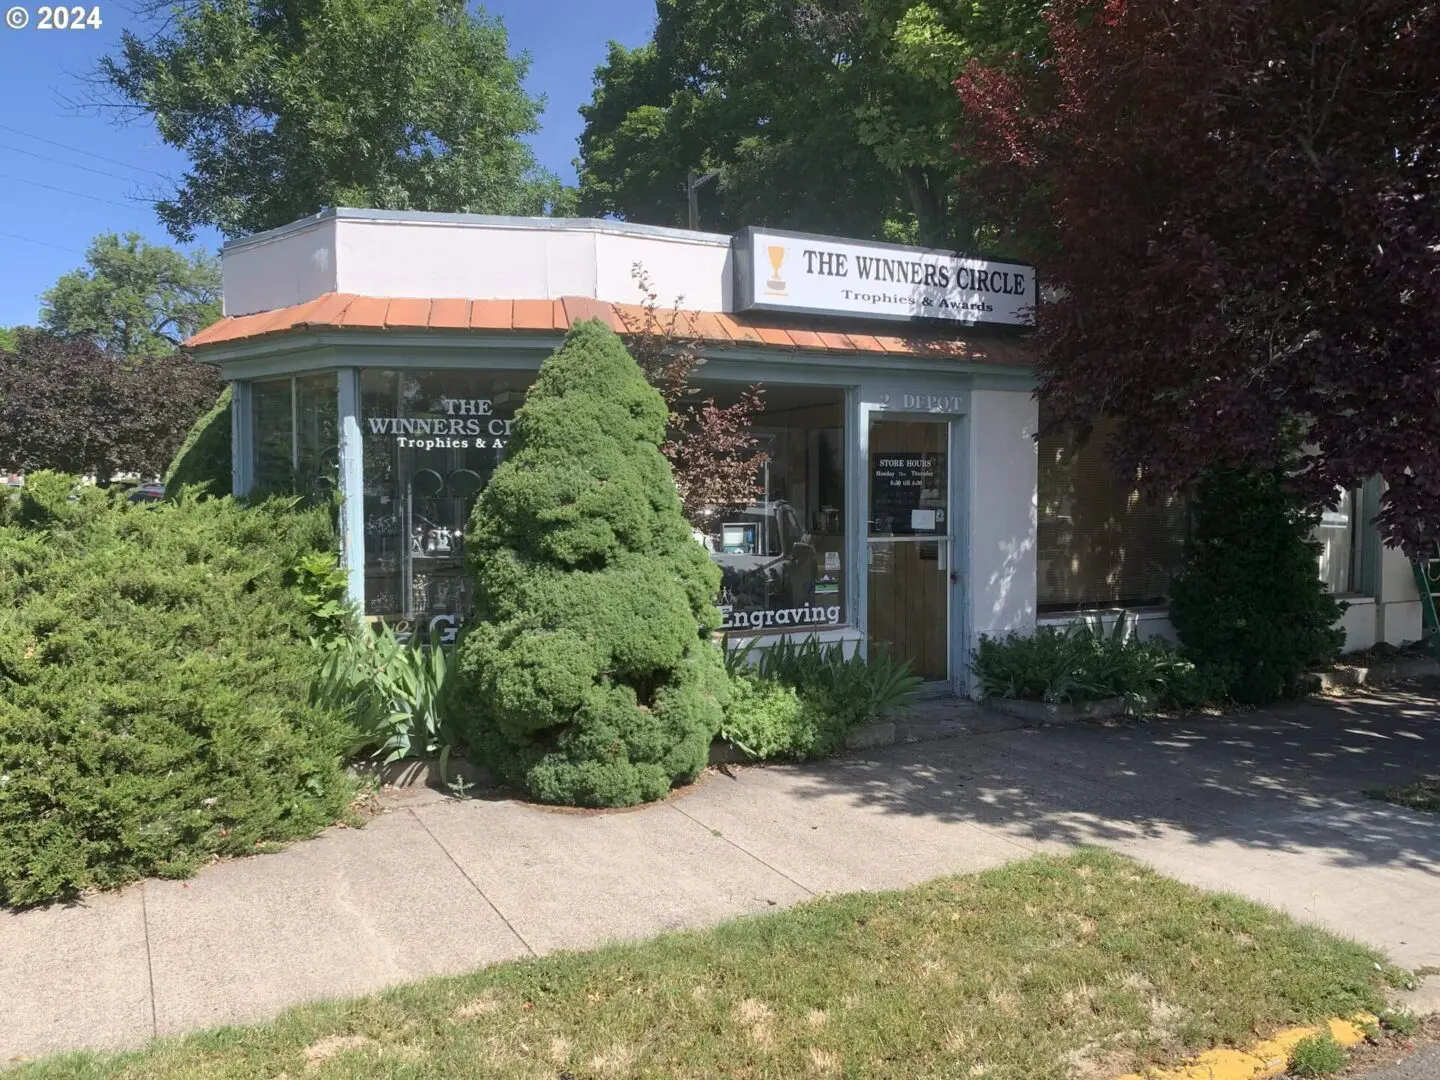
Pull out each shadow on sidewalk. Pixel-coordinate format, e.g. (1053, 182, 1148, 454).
(780, 685, 1440, 874)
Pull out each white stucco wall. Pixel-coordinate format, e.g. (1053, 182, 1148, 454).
(966, 388, 1039, 670)
(592, 230, 731, 311)
(1332, 598, 1376, 651)
(222, 214, 339, 317)
(221, 209, 733, 317)
(1377, 545, 1424, 646)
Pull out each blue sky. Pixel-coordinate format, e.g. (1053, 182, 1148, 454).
(0, 0, 657, 327)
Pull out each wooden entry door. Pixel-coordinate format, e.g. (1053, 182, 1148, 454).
(867, 418, 951, 681)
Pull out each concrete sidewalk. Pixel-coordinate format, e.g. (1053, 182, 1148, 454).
(3, 685, 1438, 1065)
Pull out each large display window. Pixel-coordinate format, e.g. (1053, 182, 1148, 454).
(251, 377, 294, 492)
(1316, 486, 1364, 595)
(1037, 413, 1187, 612)
(691, 385, 847, 633)
(360, 369, 530, 622)
(249, 373, 337, 497)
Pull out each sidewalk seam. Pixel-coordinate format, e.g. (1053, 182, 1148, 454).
(407, 807, 537, 957)
(667, 802, 817, 898)
(138, 882, 158, 1038)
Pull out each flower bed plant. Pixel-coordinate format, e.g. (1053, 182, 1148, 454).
(972, 617, 1220, 712)
(721, 636, 922, 759)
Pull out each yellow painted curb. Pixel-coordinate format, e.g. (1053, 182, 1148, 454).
(1114, 1013, 1375, 1080)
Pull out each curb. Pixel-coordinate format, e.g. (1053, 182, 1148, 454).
(351, 755, 493, 792)
(1314, 657, 1440, 691)
(981, 695, 1128, 727)
(1115, 1014, 1375, 1080)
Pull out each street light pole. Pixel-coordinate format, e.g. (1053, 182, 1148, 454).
(686, 169, 720, 230)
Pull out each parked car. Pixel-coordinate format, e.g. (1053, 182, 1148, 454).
(126, 482, 167, 504)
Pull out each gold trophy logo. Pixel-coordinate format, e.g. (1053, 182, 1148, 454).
(765, 244, 788, 295)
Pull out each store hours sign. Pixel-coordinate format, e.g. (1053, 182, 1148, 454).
(732, 227, 1036, 329)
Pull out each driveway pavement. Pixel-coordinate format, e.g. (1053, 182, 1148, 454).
(2, 685, 1437, 1066)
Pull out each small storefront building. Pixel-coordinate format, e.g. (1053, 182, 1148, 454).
(186, 208, 1424, 697)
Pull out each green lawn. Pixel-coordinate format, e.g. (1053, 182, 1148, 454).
(1367, 777, 1440, 814)
(16, 851, 1399, 1080)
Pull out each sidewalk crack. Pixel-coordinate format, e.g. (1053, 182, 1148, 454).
(408, 808, 537, 957)
(668, 802, 816, 898)
(139, 882, 158, 1038)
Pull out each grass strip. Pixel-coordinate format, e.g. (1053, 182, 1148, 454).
(1366, 777, 1440, 814)
(14, 850, 1401, 1080)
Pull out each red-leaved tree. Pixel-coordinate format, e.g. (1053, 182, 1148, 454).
(957, 0, 1440, 552)
(619, 268, 768, 526)
(0, 329, 221, 481)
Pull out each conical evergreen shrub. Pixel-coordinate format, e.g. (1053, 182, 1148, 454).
(165, 386, 233, 498)
(452, 320, 727, 807)
(1169, 465, 1344, 704)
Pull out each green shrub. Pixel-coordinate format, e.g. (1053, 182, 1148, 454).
(721, 675, 814, 759)
(972, 618, 1220, 710)
(291, 549, 356, 647)
(720, 637, 922, 760)
(1287, 1032, 1348, 1077)
(0, 475, 355, 906)
(1170, 466, 1345, 705)
(164, 386, 233, 498)
(752, 635, 923, 720)
(451, 321, 728, 808)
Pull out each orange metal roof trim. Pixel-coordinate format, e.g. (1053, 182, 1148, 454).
(184, 292, 1032, 367)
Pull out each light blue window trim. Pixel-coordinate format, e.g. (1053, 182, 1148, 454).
(337, 368, 365, 610)
(845, 387, 865, 635)
(230, 380, 254, 497)
(948, 413, 972, 696)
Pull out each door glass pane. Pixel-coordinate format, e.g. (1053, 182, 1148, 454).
(869, 419, 948, 537)
(868, 539, 948, 679)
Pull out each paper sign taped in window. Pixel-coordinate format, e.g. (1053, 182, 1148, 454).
(910, 508, 937, 532)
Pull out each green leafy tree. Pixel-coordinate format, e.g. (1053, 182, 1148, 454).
(578, 0, 1046, 246)
(452, 320, 728, 808)
(101, 0, 572, 241)
(1169, 467, 1345, 706)
(40, 232, 220, 357)
(0, 327, 21, 353)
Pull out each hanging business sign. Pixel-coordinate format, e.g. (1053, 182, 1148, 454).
(732, 227, 1036, 329)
